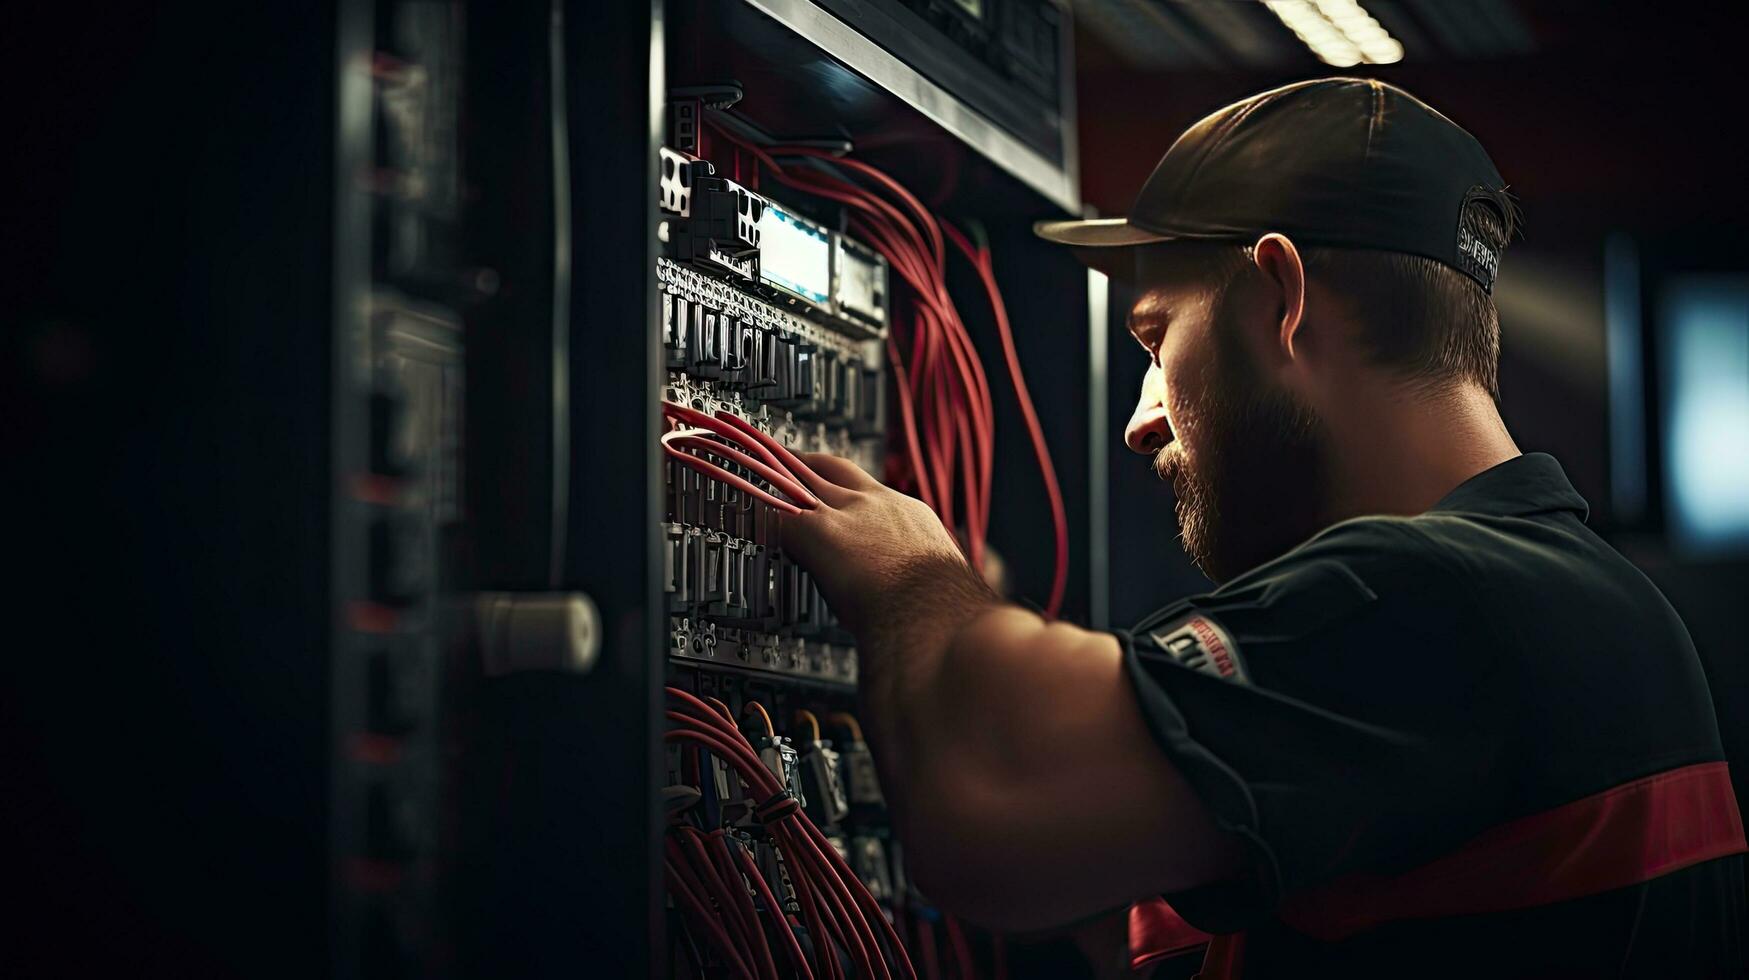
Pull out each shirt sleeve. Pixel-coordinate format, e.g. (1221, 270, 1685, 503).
(1118, 517, 1517, 933)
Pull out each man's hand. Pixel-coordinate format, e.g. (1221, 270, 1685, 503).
(774, 451, 1245, 932)
(777, 452, 976, 636)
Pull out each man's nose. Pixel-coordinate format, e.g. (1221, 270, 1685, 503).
(1125, 365, 1173, 455)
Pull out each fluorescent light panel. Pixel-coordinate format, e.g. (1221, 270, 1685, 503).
(1263, 0, 1404, 67)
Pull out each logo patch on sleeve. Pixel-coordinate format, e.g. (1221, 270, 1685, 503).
(1147, 613, 1248, 684)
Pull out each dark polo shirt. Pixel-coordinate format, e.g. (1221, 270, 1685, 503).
(1120, 453, 1745, 977)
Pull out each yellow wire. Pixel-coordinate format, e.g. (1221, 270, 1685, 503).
(744, 700, 775, 738)
(827, 711, 864, 743)
(794, 709, 822, 743)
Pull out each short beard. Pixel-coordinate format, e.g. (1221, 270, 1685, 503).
(1154, 331, 1328, 584)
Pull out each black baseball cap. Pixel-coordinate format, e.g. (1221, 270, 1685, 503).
(1036, 77, 1514, 292)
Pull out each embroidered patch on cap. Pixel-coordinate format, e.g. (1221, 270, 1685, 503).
(1148, 614, 1248, 684)
(1455, 185, 1509, 294)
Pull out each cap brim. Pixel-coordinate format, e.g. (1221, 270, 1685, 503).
(1032, 217, 1174, 280)
(1032, 216, 1171, 248)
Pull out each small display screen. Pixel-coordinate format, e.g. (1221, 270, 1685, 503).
(835, 238, 886, 327)
(758, 204, 831, 306)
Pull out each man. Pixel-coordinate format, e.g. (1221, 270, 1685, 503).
(780, 79, 1745, 976)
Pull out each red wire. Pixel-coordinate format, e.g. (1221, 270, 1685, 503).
(665, 729, 773, 799)
(885, 334, 936, 513)
(665, 429, 813, 508)
(922, 280, 995, 545)
(667, 857, 756, 979)
(663, 438, 805, 515)
(667, 703, 852, 950)
(930, 356, 956, 533)
(678, 830, 762, 974)
(706, 830, 780, 980)
(781, 148, 945, 273)
(772, 150, 995, 559)
(672, 129, 1081, 957)
(665, 139, 1053, 980)
(733, 136, 1060, 615)
(705, 407, 831, 493)
(913, 914, 942, 980)
(720, 128, 978, 533)
(790, 853, 844, 980)
(663, 401, 825, 506)
(906, 309, 943, 510)
(704, 695, 739, 728)
(953, 402, 983, 568)
(667, 689, 916, 980)
(735, 837, 817, 980)
(845, 210, 993, 562)
(666, 723, 869, 978)
(943, 223, 1068, 618)
(771, 164, 937, 285)
(943, 916, 976, 980)
(660, 402, 823, 514)
(918, 326, 954, 533)
(791, 810, 916, 980)
(775, 821, 881, 979)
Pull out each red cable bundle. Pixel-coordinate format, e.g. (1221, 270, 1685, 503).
(663, 138, 1052, 979)
(662, 400, 829, 515)
(703, 126, 1068, 618)
(665, 687, 917, 980)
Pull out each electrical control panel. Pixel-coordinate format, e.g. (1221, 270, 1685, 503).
(654, 131, 954, 976)
(659, 149, 887, 687)
(310, 2, 1085, 976)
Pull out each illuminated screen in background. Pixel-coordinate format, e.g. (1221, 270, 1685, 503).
(758, 205, 831, 306)
(1659, 275, 1749, 554)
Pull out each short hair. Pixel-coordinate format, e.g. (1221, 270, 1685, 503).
(1160, 198, 1516, 401)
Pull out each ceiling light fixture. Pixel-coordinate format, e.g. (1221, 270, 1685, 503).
(1263, 0, 1404, 67)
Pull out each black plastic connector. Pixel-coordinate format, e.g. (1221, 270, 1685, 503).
(798, 740, 849, 828)
(662, 294, 689, 370)
(669, 174, 765, 282)
(850, 364, 884, 438)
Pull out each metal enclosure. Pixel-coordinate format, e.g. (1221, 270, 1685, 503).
(8, 2, 1094, 977)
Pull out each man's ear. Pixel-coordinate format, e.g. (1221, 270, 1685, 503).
(1252, 233, 1306, 360)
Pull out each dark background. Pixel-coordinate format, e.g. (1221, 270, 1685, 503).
(6, 4, 339, 977)
(5, 1, 1746, 976)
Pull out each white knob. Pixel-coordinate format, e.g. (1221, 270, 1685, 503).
(476, 592, 600, 676)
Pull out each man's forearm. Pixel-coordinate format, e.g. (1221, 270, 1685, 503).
(849, 553, 1000, 826)
(774, 457, 1243, 927)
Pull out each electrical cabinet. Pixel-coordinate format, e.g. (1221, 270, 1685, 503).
(326, 1, 1095, 975)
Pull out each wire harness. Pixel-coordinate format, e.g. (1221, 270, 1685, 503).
(667, 688, 917, 980)
(682, 127, 1069, 617)
(662, 400, 828, 516)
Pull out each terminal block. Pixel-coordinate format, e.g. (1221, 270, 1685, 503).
(840, 739, 885, 809)
(798, 740, 849, 828)
(669, 171, 766, 282)
(850, 836, 895, 903)
(657, 145, 698, 217)
(755, 735, 808, 812)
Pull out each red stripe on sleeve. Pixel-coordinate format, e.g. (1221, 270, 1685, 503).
(1128, 762, 1746, 976)
(1280, 761, 1747, 941)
